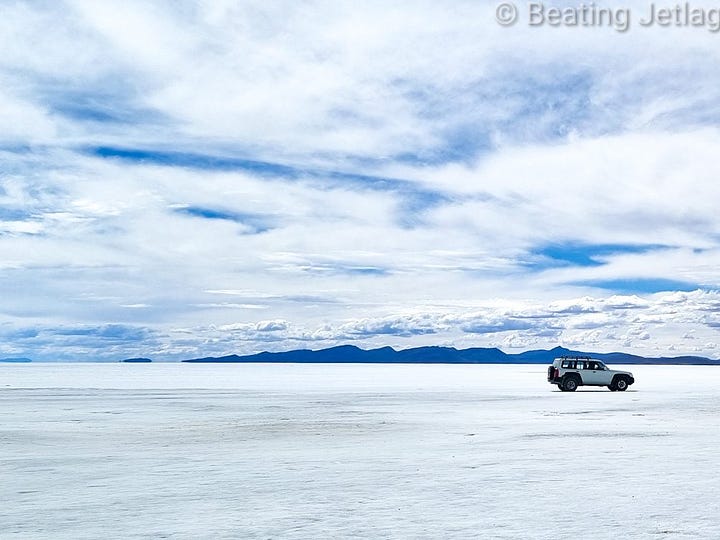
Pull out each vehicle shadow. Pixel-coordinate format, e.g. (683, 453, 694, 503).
(554, 389, 637, 393)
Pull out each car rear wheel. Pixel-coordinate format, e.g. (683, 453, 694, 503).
(563, 378, 578, 392)
(616, 378, 628, 391)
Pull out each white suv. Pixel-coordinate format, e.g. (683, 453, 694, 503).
(547, 356, 635, 392)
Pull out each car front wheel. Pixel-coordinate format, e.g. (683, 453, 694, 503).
(615, 378, 628, 391)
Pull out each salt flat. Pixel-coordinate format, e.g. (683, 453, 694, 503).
(1, 363, 719, 539)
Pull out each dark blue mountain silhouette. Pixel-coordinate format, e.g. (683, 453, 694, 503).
(181, 345, 718, 365)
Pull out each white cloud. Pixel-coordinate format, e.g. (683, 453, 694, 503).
(1, 1, 720, 359)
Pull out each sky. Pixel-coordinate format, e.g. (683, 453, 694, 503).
(2, 0, 720, 361)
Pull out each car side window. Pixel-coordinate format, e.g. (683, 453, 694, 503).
(561, 360, 570, 368)
(576, 361, 585, 369)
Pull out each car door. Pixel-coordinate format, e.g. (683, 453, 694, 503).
(582, 360, 610, 386)
(582, 361, 606, 385)
(593, 362, 614, 385)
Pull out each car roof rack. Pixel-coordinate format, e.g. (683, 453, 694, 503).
(559, 355, 592, 360)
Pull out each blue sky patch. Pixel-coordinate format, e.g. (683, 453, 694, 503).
(528, 242, 668, 269)
(86, 145, 444, 196)
(89, 146, 455, 229)
(173, 206, 274, 234)
(43, 85, 166, 125)
(90, 146, 301, 176)
(0, 208, 34, 221)
(573, 278, 699, 294)
(300, 264, 390, 276)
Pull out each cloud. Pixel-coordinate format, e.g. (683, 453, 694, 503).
(218, 320, 288, 333)
(2, 1, 720, 359)
(0, 323, 160, 361)
(4, 290, 720, 360)
(52, 324, 150, 340)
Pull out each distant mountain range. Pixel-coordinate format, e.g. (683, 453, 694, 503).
(5, 347, 716, 364)
(180, 345, 719, 365)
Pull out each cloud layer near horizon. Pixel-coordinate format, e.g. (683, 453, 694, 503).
(2, 1, 720, 360)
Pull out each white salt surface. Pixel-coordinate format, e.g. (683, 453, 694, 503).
(1, 363, 719, 539)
